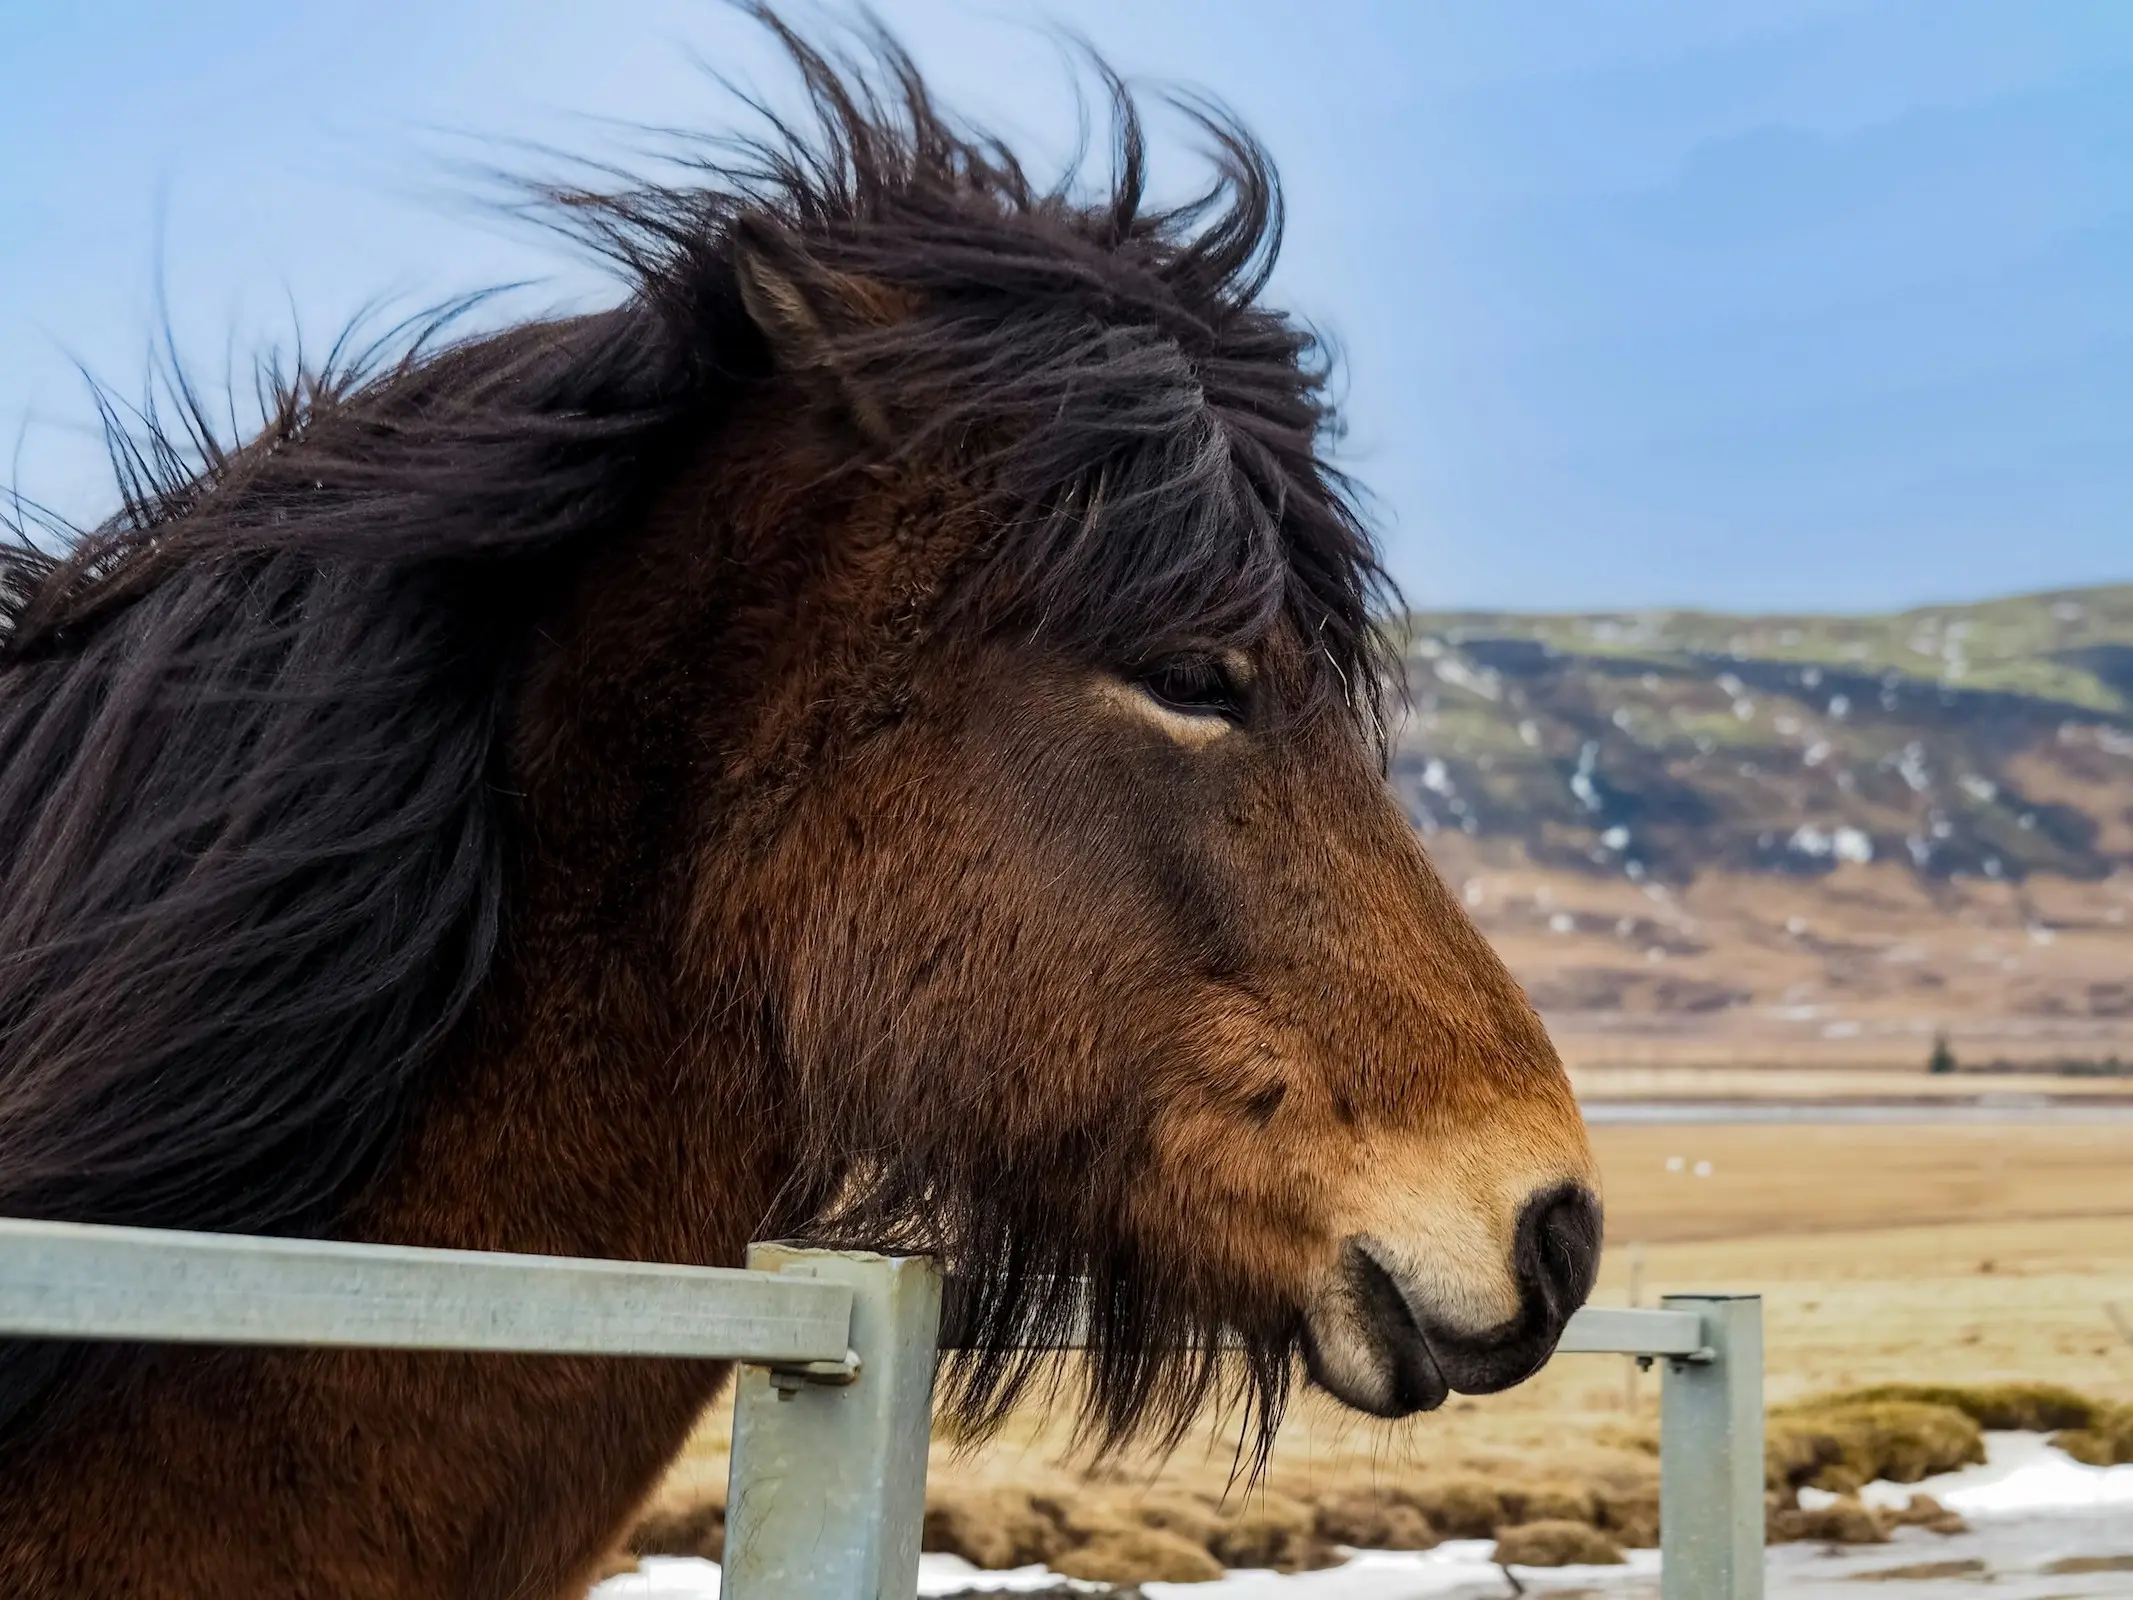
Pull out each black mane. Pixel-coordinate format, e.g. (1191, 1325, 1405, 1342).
(0, 9, 1392, 1452)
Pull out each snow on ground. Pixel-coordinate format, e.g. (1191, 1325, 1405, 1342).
(596, 1547, 1647, 1599)
(1845, 1431, 2133, 1518)
(592, 1435, 2133, 1599)
(595, 1559, 722, 1597)
(1135, 1545, 1656, 1598)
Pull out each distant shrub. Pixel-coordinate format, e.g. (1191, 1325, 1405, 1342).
(1926, 1033, 1957, 1074)
(2057, 1054, 2132, 1077)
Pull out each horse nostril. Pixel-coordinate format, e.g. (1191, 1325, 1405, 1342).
(1517, 1182, 1603, 1321)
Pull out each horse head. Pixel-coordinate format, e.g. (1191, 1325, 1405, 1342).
(526, 44, 1602, 1450)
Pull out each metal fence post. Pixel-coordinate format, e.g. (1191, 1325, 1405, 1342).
(722, 1244, 942, 1600)
(1660, 1294, 1764, 1600)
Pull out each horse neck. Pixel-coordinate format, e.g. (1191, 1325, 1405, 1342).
(351, 477, 800, 1268)
(4, 443, 856, 1600)
(349, 928, 782, 1268)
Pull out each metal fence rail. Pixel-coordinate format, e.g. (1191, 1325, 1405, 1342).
(0, 1217, 854, 1363)
(0, 1217, 1761, 1600)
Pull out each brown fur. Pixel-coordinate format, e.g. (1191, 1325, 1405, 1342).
(0, 15, 1594, 1595)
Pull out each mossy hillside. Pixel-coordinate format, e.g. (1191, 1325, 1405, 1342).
(1395, 583, 2133, 886)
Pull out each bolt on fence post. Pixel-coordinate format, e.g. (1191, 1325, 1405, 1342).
(723, 1245, 943, 1600)
(1660, 1294, 1764, 1600)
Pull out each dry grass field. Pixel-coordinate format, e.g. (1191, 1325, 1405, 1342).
(1588, 1120, 2133, 1247)
(639, 1119, 2133, 1550)
(1430, 851, 2133, 1071)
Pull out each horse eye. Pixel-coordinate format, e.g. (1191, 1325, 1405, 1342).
(1136, 658, 1247, 723)
(1242, 1081, 1288, 1125)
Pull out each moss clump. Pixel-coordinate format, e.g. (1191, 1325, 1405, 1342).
(1026, 1490, 1133, 1545)
(1830, 1381, 2106, 1433)
(1592, 1483, 1661, 1548)
(1889, 1493, 1967, 1535)
(1766, 1497, 1888, 1544)
(1050, 1527, 1222, 1585)
(1312, 1490, 1438, 1550)
(2043, 1556, 2133, 1576)
(924, 1484, 1340, 1580)
(2055, 1412, 2133, 1467)
(1853, 1558, 1987, 1581)
(1127, 1492, 1223, 1550)
(1493, 1521, 1626, 1567)
(1404, 1477, 1506, 1539)
(1768, 1399, 1984, 1492)
(1202, 1491, 1336, 1571)
(626, 1497, 725, 1561)
(923, 1487, 1067, 1570)
(1790, 1381, 2133, 1474)
(1503, 1482, 1600, 1526)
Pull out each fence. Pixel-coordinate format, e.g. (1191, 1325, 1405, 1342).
(0, 1217, 1762, 1599)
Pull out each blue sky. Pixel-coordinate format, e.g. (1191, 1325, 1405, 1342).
(2, 1, 2128, 612)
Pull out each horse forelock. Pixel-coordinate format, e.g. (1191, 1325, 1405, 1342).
(0, 4, 1391, 1459)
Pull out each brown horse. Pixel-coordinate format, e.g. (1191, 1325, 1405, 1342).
(0, 15, 1598, 1598)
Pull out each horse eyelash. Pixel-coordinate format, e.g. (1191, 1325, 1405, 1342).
(1135, 656, 1249, 722)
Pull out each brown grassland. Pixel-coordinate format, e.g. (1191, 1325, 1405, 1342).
(623, 1120, 2133, 1578)
(1432, 852, 2133, 1072)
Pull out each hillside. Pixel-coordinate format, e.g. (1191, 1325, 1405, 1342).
(1390, 585, 2133, 1074)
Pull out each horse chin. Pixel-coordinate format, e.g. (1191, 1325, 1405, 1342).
(1299, 1244, 1450, 1418)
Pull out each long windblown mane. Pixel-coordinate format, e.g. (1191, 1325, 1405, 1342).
(0, 9, 1393, 1459)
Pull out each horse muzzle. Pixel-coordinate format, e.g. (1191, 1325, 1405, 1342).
(1300, 1182, 1603, 1417)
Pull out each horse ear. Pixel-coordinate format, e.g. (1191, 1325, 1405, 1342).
(732, 221, 908, 446)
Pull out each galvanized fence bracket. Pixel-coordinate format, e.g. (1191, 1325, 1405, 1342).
(764, 1349, 865, 1396)
(1549, 1295, 1765, 1599)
